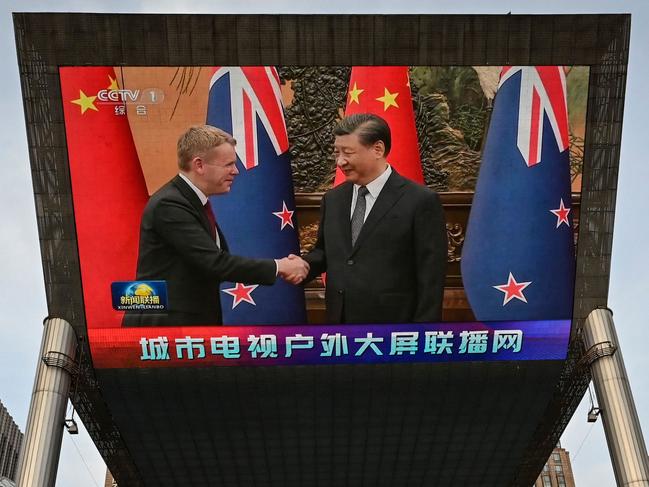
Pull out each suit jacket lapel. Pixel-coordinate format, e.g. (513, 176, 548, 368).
(350, 171, 406, 256)
(335, 183, 354, 255)
(172, 175, 215, 240)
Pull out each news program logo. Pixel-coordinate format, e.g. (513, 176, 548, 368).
(111, 281, 168, 311)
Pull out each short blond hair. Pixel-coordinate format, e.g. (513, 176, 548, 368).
(177, 125, 236, 171)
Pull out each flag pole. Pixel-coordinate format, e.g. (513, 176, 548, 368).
(583, 308, 649, 486)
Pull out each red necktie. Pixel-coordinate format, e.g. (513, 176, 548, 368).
(203, 200, 217, 242)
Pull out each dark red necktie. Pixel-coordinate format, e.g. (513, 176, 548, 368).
(203, 200, 217, 242)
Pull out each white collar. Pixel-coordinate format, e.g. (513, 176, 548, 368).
(178, 172, 208, 205)
(354, 164, 392, 198)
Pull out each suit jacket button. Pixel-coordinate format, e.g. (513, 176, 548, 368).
(337, 290, 343, 294)
(347, 259, 354, 265)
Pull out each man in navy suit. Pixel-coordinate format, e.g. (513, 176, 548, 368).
(303, 114, 447, 323)
(123, 125, 308, 326)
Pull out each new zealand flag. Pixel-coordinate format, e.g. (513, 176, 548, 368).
(461, 66, 575, 321)
(206, 66, 306, 325)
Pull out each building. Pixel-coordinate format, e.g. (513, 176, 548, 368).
(0, 401, 22, 482)
(534, 443, 576, 487)
(105, 469, 117, 487)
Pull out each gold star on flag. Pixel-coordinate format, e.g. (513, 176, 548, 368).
(107, 75, 119, 91)
(348, 82, 364, 104)
(376, 88, 399, 111)
(71, 90, 98, 114)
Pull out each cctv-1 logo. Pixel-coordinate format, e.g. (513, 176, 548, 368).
(97, 88, 141, 103)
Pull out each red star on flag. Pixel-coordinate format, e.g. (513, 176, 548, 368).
(222, 283, 259, 309)
(550, 198, 571, 228)
(272, 201, 295, 230)
(493, 272, 532, 306)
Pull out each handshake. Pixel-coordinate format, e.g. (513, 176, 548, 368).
(276, 254, 310, 285)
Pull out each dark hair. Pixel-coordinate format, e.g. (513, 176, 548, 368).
(333, 113, 391, 157)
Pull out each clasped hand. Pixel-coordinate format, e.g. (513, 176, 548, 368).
(277, 254, 309, 285)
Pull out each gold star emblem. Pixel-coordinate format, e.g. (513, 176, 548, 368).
(376, 88, 399, 111)
(348, 82, 364, 104)
(107, 75, 119, 91)
(70, 90, 98, 114)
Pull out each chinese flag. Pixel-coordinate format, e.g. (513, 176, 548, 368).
(334, 66, 424, 186)
(60, 67, 149, 330)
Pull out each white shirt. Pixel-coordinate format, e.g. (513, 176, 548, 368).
(349, 164, 392, 221)
(178, 172, 220, 248)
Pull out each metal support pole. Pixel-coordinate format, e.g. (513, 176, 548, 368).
(15, 317, 78, 487)
(583, 308, 649, 487)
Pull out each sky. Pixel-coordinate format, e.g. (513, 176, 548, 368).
(0, 1, 646, 486)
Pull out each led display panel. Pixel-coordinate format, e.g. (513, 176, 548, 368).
(59, 65, 588, 368)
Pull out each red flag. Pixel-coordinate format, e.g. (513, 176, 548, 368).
(60, 67, 149, 331)
(334, 66, 424, 186)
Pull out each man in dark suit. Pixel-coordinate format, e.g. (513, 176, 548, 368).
(123, 125, 308, 327)
(302, 114, 447, 323)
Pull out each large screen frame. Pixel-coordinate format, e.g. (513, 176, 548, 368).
(14, 13, 630, 485)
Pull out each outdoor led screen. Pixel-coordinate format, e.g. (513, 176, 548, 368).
(59, 65, 588, 368)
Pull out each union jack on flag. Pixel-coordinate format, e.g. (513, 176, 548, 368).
(461, 66, 575, 322)
(500, 66, 570, 167)
(206, 66, 306, 325)
(210, 67, 289, 170)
